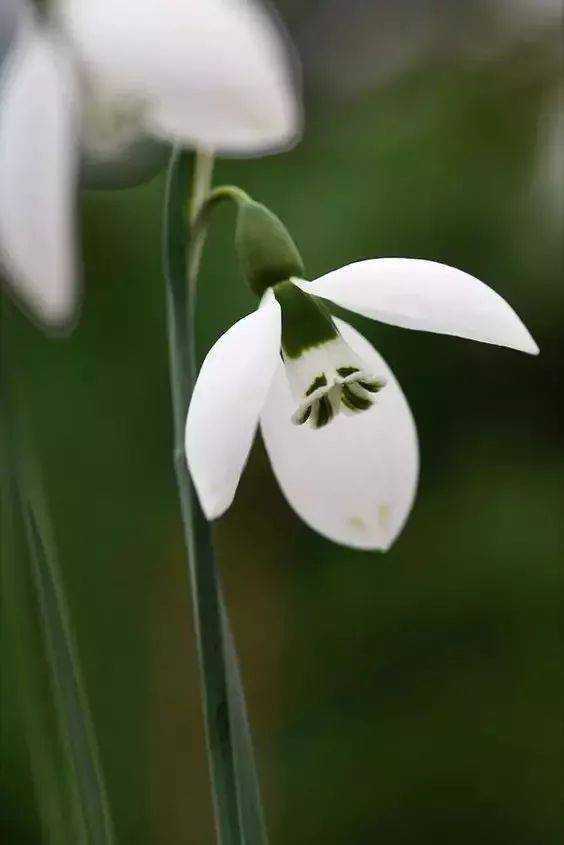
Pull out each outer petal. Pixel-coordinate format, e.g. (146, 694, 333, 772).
(186, 290, 282, 520)
(0, 23, 79, 326)
(59, 0, 301, 155)
(300, 258, 539, 354)
(260, 318, 419, 550)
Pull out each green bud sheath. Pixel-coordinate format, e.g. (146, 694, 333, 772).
(235, 200, 304, 297)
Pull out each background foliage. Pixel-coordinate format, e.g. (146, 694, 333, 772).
(1, 2, 562, 842)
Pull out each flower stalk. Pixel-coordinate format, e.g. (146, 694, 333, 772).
(163, 148, 268, 845)
(193, 185, 304, 297)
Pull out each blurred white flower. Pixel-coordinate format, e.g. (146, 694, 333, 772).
(0, 0, 301, 326)
(186, 259, 538, 550)
(56, 0, 300, 157)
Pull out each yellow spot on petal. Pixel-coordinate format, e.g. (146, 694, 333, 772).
(378, 503, 391, 530)
(347, 516, 366, 532)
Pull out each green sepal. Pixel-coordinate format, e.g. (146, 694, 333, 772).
(274, 280, 338, 359)
(235, 200, 304, 296)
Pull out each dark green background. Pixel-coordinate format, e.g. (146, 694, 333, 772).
(1, 2, 562, 842)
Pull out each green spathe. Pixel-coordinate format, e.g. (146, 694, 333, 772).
(274, 280, 338, 359)
(235, 200, 304, 296)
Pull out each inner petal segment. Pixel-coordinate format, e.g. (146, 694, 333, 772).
(289, 347, 386, 429)
(273, 279, 386, 428)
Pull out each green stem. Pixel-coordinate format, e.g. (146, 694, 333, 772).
(163, 149, 268, 845)
(188, 185, 250, 273)
(164, 149, 242, 844)
(188, 151, 217, 303)
(189, 150, 216, 226)
(203, 185, 251, 210)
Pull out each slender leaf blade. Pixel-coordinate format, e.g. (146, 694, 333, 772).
(1, 467, 78, 844)
(1, 304, 115, 845)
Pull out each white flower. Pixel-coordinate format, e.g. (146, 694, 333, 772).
(0, 0, 301, 326)
(185, 259, 538, 550)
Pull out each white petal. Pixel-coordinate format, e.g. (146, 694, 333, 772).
(185, 290, 282, 520)
(59, 0, 301, 155)
(260, 318, 419, 550)
(300, 258, 539, 355)
(0, 24, 79, 326)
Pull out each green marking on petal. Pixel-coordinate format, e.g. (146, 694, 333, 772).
(315, 395, 334, 428)
(306, 374, 328, 396)
(337, 366, 360, 378)
(359, 379, 385, 393)
(341, 393, 360, 412)
(296, 405, 311, 425)
(342, 384, 372, 411)
(274, 281, 338, 359)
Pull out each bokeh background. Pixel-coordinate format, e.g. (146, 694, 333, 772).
(1, 1, 563, 842)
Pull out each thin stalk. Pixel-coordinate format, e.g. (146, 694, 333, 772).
(188, 150, 216, 303)
(188, 186, 250, 269)
(164, 149, 242, 844)
(189, 150, 215, 224)
(163, 148, 268, 845)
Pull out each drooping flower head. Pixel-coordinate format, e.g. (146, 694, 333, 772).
(186, 195, 538, 550)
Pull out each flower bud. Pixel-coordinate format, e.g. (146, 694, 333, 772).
(235, 199, 304, 296)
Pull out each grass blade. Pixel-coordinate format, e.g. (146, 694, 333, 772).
(1, 465, 77, 844)
(221, 599, 269, 843)
(1, 304, 115, 844)
(21, 493, 116, 845)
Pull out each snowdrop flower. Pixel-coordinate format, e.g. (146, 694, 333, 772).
(0, 0, 300, 326)
(186, 233, 538, 550)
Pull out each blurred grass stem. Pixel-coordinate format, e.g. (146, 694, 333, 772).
(0, 304, 115, 844)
